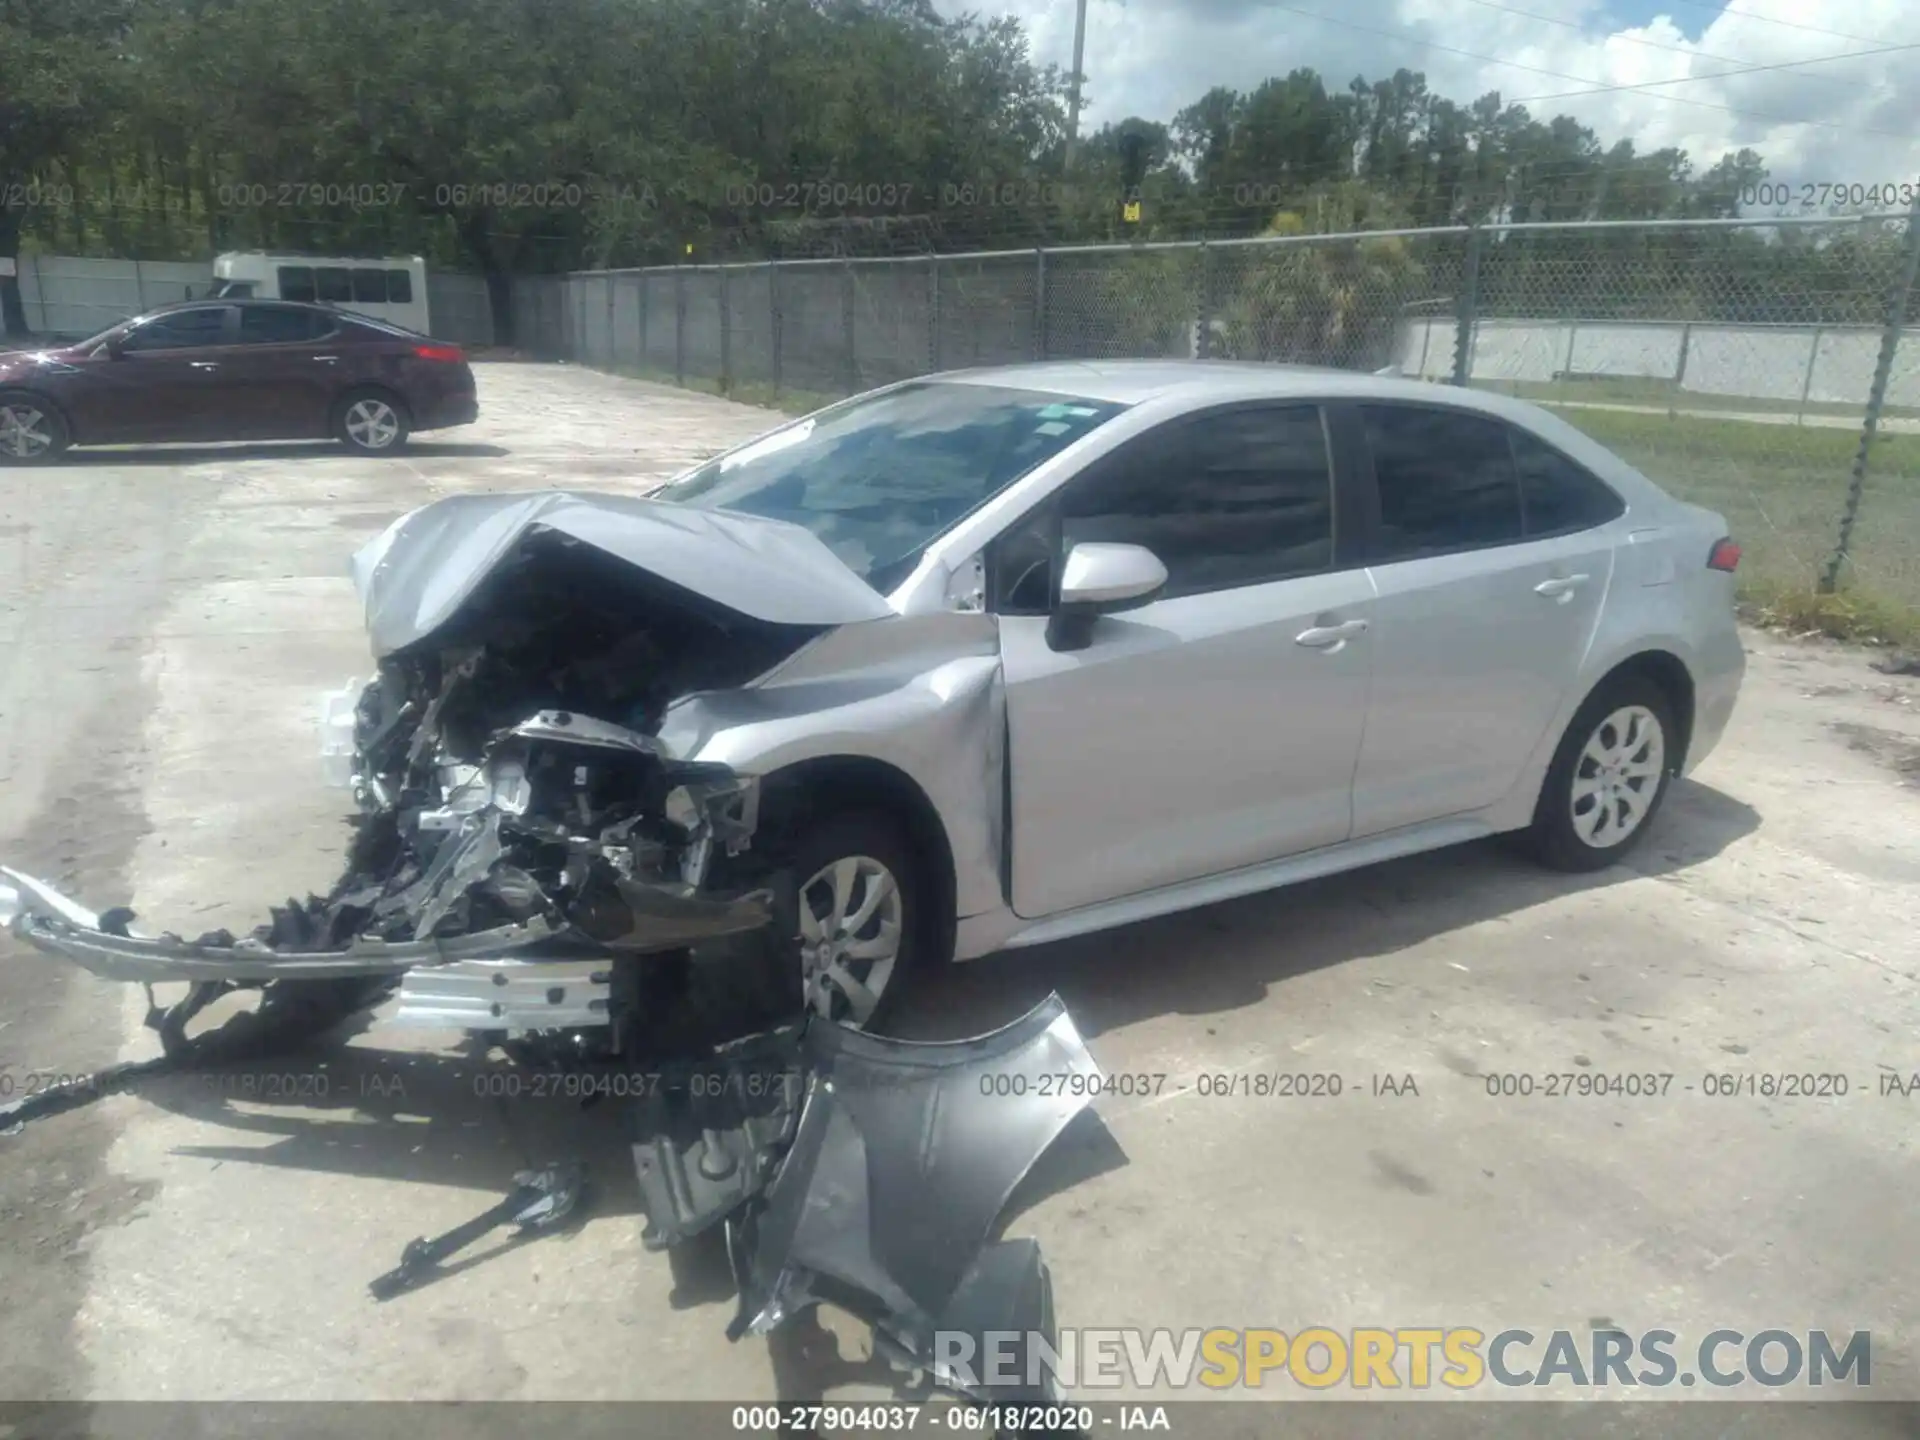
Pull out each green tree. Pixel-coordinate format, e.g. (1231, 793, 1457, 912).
(0, 0, 142, 334)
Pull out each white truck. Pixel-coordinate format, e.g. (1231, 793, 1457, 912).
(209, 251, 431, 333)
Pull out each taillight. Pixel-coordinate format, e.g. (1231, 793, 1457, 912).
(413, 344, 464, 363)
(1707, 538, 1742, 573)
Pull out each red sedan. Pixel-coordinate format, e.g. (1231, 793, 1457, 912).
(0, 298, 479, 462)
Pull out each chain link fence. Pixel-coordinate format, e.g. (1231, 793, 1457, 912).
(529, 213, 1920, 630)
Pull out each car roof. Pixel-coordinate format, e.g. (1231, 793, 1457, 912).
(920, 358, 1675, 507)
(928, 358, 1553, 422)
(142, 297, 343, 317)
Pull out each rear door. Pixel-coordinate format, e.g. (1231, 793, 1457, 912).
(226, 304, 341, 437)
(995, 401, 1377, 919)
(1345, 401, 1625, 837)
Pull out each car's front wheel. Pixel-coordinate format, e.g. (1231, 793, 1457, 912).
(787, 810, 923, 1031)
(0, 392, 70, 465)
(1525, 675, 1678, 873)
(334, 388, 410, 454)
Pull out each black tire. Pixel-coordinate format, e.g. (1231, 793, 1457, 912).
(333, 387, 411, 454)
(0, 390, 71, 465)
(783, 808, 928, 1033)
(1523, 673, 1679, 873)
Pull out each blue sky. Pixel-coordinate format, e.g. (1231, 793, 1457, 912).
(1606, 0, 1720, 40)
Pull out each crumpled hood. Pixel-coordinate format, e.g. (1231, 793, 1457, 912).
(350, 489, 896, 657)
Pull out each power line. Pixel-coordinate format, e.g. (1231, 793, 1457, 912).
(1511, 38, 1919, 106)
(1258, 0, 1911, 139)
(1645, 0, 1908, 49)
(1455, 0, 1897, 93)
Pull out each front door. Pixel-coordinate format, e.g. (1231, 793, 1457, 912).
(995, 402, 1376, 920)
(70, 305, 237, 443)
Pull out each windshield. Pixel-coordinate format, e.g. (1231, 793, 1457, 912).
(69, 317, 136, 350)
(653, 381, 1127, 591)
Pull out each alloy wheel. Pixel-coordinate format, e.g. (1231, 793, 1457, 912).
(797, 854, 904, 1025)
(345, 398, 401, 449)
(0, 403, 55, 459)
(1570, 704, 1666, 848)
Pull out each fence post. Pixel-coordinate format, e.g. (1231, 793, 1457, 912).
(133, 258, 147, 312)
(1451, 225, 1481, 386)
(1195, 242, 1212, 359)
(928, 253, 941, 372)
(1822, 201, 1920, 593)
(770, 261, 783, 402)
(674, 264, 686, 386)
(604, 275, 615, 367)
(575, 279, 586, 362)
(1033, 247, 1047, 361)
(1666, 323, 1692, 419)
(638, 272, 649, 369)
(843, 257, 857, 394)
(1796, 326, 1821, 427)
(719, 263, 731, 395)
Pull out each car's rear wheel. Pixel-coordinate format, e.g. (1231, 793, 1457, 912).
(0, 392, 70, 465)
(787, 810, 923, 1031)
(334, 388, 410, 454)
(1524, 674, 1678, 872)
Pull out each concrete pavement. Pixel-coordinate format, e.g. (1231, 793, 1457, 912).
(1, 363, 1916, 1422)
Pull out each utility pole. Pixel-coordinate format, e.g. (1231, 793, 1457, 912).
(1063, 0, 1089, 172)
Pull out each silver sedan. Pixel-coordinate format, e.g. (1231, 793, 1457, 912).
(2, 360, 1746, 1039)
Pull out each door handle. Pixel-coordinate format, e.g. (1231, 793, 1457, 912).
(312, 355, 339, 363)
(1295, 618, 1369, 650)
(1534, 573, 1590, 600)
(188, 361, 220, 371)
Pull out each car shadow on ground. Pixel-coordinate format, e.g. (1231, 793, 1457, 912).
(110, 776, 1758, 1396)
(892, 777, 1762, 1048)
(59, 440, 510, 464)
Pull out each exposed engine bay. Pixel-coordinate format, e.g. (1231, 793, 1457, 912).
(299, 525, 821, 963)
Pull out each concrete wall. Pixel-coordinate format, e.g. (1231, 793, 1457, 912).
(12, 255, 212, 339)
(1400, 316, 1920, 410)
(12, 254, 498, 346)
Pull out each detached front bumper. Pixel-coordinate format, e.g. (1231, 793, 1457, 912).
(0, 866, 562, 983)
(0, 865, 771, 1034)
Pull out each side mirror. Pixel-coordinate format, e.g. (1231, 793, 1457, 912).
(103, 331, 127, 359)
(1045, 542, 1168, 653)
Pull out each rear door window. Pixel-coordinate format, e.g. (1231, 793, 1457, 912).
(384, 269, 414, 303)
(1360, 405, 1524, 560)
(237, 306, 330, 344)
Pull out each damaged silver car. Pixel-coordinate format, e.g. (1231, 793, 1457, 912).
(4, 360, 1747, 1051)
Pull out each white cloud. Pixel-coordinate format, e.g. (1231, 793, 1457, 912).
(949, 0, 1920, 198)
